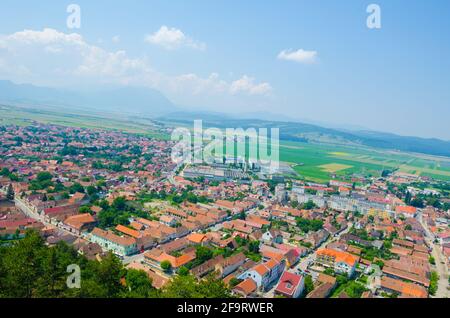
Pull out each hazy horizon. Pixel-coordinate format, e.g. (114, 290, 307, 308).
(1, 0, 449, 139)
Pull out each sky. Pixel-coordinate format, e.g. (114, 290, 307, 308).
(0, 0, 449, 140)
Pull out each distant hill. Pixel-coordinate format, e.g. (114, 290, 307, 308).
(0, 80, 176, 116)
(159, 111, 450, 158)
(1, 80, 449, 158)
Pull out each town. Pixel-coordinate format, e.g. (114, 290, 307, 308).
(0, 122, 449, 299)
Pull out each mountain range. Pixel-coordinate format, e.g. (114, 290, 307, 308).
(1, 80, 449, 157)
(0, 80, 175, 116)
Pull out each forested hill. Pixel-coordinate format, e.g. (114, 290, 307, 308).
(159, 112, 450, 158)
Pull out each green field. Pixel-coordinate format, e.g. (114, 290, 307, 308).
(280, 141, 450, 182)
(2, 104, 450, 183)
(0, 105, 169, 140)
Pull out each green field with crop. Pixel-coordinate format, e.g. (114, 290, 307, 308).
(279, 140, 450, 183)
(0, 105, 169, 140)
(2, 104, 450, 183)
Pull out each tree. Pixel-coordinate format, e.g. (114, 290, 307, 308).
(302, 200, 316, 210)
(429, 256, 436, 265)
(162, 274, 231, 298)
(196, 273, 232, 298)
(410, 197, 424, 208)
(162, 274, 198, 298)
(177, 266, 190, 276)
(125, 269, 156, 298)
(86, 185, 98, 196)
(303, 275, 314, 296)
(228, 277, 242, 288)
(248, 240, 260, 254)
(160, 260, 172, 273)
(429, 271, 439, 295)
(0, 167, 10, 176)
(404, 191, 412, 205)
(79, 206, 92, 214)
(112, 196, 127, 211)
(195, 246, 213, 263)
(6, 184, 14, 201)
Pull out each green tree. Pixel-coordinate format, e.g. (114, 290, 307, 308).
(160, 260, 172, 273)
(177, 266, 190, 276)
(125, 269, 156, 298)
(6, 184, 14, 201)
(303, 275, 314, 296)
(195, 246, 213, 263)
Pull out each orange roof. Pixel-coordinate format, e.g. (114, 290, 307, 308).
(91, 227, 136, 246)
(187, 233, 207, 244)
(115, 225, 141, 238)
(381, 276, 427, 298)
(317, 248, 358, 266)
(395, 206, 417, 215)
(64, 213, 95, 230)
(253, 263, 270, 276)
(158, 252, 196, 268)
(262, 250, 285, 262)
(234, 278, 257, 295)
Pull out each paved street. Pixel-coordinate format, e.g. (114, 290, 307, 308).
(418, 212, 449, 298)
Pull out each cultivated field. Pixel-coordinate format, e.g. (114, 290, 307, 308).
(2, 104, 450, 183)
(281, 141, 450, 183)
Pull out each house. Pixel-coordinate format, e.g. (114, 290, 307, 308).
(42, 204, 80, 223)
(144, 248, 196, 270)
(215, 252, 247, 278)
(395, 206, 417, 218)
(304, 229, 330, 249)
(379, 276, 428, 298)
(160, 215, 178, 227)
(68, 192, 88, 204)
(191, 255, 225, 278)
(62, 213, 97, 235)
(306, 282, 334, 298)
(316, 248, 358, 277)
(77, 242, 106, 261)
(89, 227, 137, 256)
(382, 265, 430, 287)
(186, 233, 209, 245)
(233, 278, 257, 297)
(284, 248, 301, 268)
(261, 229, 283, 245)
(238, 258, 285, 291)
(274, 272, 305, 298)
(115, 224, 156, 251)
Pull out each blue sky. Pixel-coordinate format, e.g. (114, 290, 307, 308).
(0, 0, 449, 139)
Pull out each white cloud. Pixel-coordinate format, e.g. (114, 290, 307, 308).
(112, 35, 120, 43)
(0, 28, 271, 106)
(230, 75, 272, 96)
(277, 49, 318, 64)
(145, 26, 206, 50)
(7, 28, 84, 46)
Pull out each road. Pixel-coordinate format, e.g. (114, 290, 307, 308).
(418, 212, 449, 298)
(14, 196, 85, 239)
